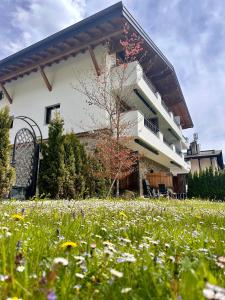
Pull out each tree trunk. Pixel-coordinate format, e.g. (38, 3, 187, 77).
(116, 178, 120, 197)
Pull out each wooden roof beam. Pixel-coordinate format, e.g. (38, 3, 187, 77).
(88, 45, 101, 76)
(31, 53, 46, 60)
(0, 29, 123, 83)
(22, 58, 36, 64)
(71, 36, 83, 44)
(46, 47, 62, 55)
(0, 83, 13, 104)
(38, 66, 52, 92)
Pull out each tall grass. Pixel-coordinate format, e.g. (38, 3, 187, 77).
(0, 199, 225, 299)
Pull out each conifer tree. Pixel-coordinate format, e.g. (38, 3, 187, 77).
(63, 134, 76, 199)
(39, 113, 66, 198)
(0, 106, 15, 198)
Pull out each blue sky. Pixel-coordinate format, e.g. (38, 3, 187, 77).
(0, 0, 225, 153)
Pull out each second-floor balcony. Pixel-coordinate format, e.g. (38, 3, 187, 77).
(121, 110, 191, 174)
(111, 61, 188, 149)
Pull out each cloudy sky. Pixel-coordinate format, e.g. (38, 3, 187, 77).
(0, 0, 225, 153)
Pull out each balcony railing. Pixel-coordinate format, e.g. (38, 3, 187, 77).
(163, 138, 173, 149)
(175, 149, 182, 157)
(142, 73, 157, 94)
(161, 100, 171, 115)
(144, 118, 159, 135)
(112, 61, 183, 137)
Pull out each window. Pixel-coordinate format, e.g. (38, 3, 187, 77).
(116, 50, 125, 64)
(45, 104, 60, 124)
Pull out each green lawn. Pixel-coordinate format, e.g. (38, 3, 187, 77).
(0, 199, 225, 300)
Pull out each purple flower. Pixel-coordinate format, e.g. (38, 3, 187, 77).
(47, 291, 57, 300)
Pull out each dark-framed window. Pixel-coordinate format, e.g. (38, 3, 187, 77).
(45, 104, 60, 124)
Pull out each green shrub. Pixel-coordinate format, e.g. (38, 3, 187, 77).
(39, 115, 108, 199)
(0, 106, 15, 198)
(188, 167, 225, 200)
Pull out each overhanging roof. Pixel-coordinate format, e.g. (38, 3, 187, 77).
(0, 1, 193, 129)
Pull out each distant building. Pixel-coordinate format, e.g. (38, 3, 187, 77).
(185, 134, 224, 173)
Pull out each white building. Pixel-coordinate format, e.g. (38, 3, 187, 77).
(0, 2, 193, 196)
(185, 135, 224, 173)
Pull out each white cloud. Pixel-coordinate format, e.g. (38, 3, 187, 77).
(1, 0, 87, 56)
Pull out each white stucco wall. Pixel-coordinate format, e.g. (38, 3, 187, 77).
(190, 157, 219, 173)
(0, 45, 110, 143)
(0, 47, 190, 174)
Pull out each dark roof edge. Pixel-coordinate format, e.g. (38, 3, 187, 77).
(121, 5, 174, 70)
(121, 5, 193, 128)
(185, 152, 223, 159)
(0, 1, 124, 67)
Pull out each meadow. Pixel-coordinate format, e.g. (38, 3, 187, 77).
(0, 199, 225, 300)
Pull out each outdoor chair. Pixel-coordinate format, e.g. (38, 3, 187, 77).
(158, 184, 169, 197)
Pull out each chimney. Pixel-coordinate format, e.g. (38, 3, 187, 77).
(189, 133, 200, 154)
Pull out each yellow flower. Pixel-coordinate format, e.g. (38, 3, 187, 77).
(11, 214, 24, 221)
(61, 241, 77, 249)
(119, 212, 127, 218)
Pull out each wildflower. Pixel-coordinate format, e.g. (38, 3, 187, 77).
(216, 256, 225, 269)
(95, 234, 102, 239)
(0, 274, 9, 282)
(47, 291, 57, 300)
(169, 256, 175, 263)
(118, 237, 131, 244)
(7, 297, 22, 300)
(75, 273, 85, 279)
(16, 266, 25, 272)
(53, 257, 68, 266)
(121, 288, 132, 293)
(110, 269, 123, 278)
(203, 282, 225, 300)
(192, 230, 199, 237)
(218, 257, 225, 263)
(60, 241, 77, 250)
(74, 256, 85, 262)
(150, 240, 160, 246)
(11, 214, 24, 221)
(117, 253, 136, 263)
(119, 212, 127, 218)
(74, 284, 82, 290)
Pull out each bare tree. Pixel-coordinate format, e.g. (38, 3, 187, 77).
(73, 23, 145, 197)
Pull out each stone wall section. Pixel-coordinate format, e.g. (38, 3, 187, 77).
(139, 157, 170, 177)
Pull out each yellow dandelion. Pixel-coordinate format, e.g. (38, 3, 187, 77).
(119, 212, 127, 218)
(11, 214, 24, 221)
(61, 241, 77, 249)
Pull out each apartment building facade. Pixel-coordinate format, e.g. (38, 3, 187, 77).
(0, 2, 193, 195)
